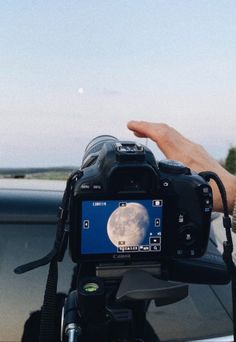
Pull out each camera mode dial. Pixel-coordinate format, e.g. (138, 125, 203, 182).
(158, 160, 190, 175)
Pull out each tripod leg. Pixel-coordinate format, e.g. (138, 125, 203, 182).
(130, 302, 160, 342)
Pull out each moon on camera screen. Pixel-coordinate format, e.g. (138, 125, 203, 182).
(107, 203, 149, 247)
(81, 199, 163, 255)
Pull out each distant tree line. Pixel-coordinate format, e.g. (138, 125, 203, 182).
(224, 146, 236, 175)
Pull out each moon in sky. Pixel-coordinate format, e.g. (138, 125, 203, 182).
(78, 87, 84, 94)
(107, 202, 149, 247)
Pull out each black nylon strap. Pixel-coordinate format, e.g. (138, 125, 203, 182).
(36, 170, 82, 342)
(14, 170, 83, 274)
(200, 171, 236, 342)
(39, 259, 58, 342)
(14, 249, 57, 274)
(14, 170, 83, 340)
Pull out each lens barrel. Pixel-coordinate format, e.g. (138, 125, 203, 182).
(81, 135, 118, 168)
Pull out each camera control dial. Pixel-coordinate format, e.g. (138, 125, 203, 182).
(158, 160, 190, 175)
(178, 224, 198, 247)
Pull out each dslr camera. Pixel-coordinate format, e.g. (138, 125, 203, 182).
(69, 135, 213, 264)
(19, 135, 233, 342)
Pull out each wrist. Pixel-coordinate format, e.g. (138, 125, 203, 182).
(211, 173, 236, 214)
(220, 174, 236, 214)
(232, 197, 236, 232)
(228, 175, 236, 215)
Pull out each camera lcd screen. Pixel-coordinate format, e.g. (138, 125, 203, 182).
(81, 199, 163, 255)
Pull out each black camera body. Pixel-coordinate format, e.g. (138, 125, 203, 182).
(69, 136, 213, 264)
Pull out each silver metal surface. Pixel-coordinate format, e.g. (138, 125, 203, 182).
(189, 335, 233, 342)
(96, 262, 161, 278)
(65, 323, 81, 342)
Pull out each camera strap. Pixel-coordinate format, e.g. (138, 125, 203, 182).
(200, 171, 236, 342)
(14, 170, 83, 274)
(14, 170, 83, 342)
(38, 258, 58, 342)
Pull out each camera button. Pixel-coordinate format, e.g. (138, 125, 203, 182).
(80, 183, 91, 190)
(162, 180, 170, 187)
(203, 197, 213, 212)
(178, 225, 197, 246)
(204, 197, 212, 205)
(92, 184, 103, 191)
(178, 212, 187, 224)
(202, 186, 210, 194)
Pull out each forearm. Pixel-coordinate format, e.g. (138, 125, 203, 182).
(127, 120, 236, 214)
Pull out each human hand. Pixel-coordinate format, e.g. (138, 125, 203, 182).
(127, 120, 236, 213)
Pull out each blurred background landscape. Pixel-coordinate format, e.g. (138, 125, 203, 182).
(0, 145, 235, 180)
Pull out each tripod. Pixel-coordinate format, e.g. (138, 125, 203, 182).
(61, 268, 188, 342)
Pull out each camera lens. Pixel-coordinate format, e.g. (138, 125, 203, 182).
(82, 135, 118, 168)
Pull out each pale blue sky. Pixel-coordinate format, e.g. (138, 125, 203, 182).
(0, 1, 235, 167)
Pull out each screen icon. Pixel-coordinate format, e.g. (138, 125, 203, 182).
(152, 200, 163, 207)
(83, 220, 90, 229)
(150, 237, 161, 244)
(139, 245, 150, 251)
(151, 245, 161, 252)
(124, 246, 138, 252)
(118, 241, 125, 246)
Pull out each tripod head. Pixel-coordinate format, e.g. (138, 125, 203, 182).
(61, 268, 188, 342)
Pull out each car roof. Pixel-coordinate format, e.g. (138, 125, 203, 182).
(0, 178, 233, 341)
